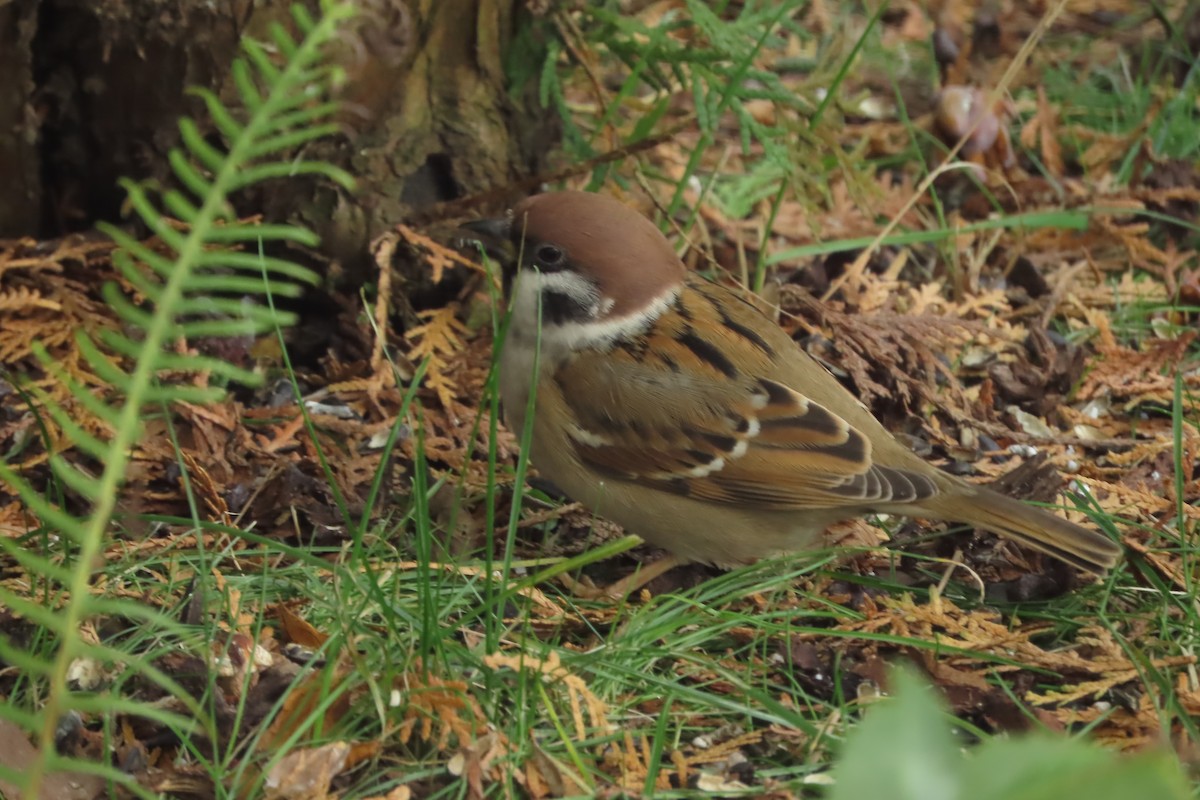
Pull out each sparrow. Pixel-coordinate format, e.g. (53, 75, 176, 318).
(463, 190, 1122, 594)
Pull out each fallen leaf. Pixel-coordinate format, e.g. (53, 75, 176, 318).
(277, 606, 330, 649)
(1007, 406, 1055, 438)
(264, 741, 351, 800)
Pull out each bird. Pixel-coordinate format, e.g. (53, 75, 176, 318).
(462, 190, 1123, 596)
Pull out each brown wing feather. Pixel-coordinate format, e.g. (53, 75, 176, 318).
(554, 283, 938, 510)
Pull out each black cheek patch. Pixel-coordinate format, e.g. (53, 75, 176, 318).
(540, 289, 596, 325)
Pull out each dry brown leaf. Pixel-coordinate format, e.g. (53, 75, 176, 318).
(260, 664, 353, 752)
(523, 739, 591, 798)
(396, 667, 487, 751)
(1074, 124, 1150, 174)
(393, 223, 488, 286)
(1020, 85, 1065, 176)
(362, 787, 412, 800)
(828, 592, 1200, 725)
(484, 651, 611, 740)
(404, 303, 471, 410)
(1076, 311, 1199, 406)
(448, 731, 520, 800)
(0, 285, 62, 311)
(264, 741, 352, 800)
(277, 605, 331, 649)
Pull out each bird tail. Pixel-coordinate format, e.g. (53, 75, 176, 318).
(929, 486, 1123, 573)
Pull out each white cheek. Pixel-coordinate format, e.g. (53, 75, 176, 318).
(509, 272, 543, 338)
(507, 273, 679, 358)
(505, 270, 599, 369)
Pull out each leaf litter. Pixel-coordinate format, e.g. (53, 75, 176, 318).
(2, 0, 1200, 797)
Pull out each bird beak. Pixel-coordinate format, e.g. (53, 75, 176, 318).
(460, 217, 511, 243)
(458, 216, 515, 265)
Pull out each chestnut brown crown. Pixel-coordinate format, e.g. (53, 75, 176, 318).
(507, 191, 686, 319)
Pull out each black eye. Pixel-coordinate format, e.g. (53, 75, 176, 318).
(534, 244, 565, 268)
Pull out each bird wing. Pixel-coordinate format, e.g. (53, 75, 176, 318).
(551, 287, 938, 510)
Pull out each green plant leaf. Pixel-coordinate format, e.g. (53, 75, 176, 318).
(965, 736, 1190, 800)
(829, 666, 962, 800)
(831, 667, 1191, 800)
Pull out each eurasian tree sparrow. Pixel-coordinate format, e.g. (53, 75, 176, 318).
(464, 191, 1122, 594)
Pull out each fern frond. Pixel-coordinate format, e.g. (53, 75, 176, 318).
(0, 2, 358, 795)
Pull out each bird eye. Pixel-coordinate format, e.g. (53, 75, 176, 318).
(534, 244, 565, 268)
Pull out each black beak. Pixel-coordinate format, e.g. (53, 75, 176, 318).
(460, 217, 511, 242)
(457, 216, 513, 266)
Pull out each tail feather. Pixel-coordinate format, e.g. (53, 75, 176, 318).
(926, 486, 1123, 573)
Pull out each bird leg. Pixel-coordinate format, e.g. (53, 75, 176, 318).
(560, 553, 685, 600)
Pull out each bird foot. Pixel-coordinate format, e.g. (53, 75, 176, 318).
(558, 554, 685, 601)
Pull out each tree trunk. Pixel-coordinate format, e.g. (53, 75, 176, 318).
(0, 0, 45, 236)
(0, 0, 552, 273)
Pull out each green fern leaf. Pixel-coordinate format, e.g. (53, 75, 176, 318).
(0, 2, 358, 796)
